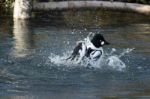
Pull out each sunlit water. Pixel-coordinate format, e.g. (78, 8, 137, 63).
(0, 10, 150, 99)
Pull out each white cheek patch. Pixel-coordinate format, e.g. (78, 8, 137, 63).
(101, 41, 104, 45)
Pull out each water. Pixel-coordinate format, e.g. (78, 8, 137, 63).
(0, 10, 150, 99)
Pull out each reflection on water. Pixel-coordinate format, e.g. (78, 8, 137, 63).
(12, 19, 34, 57)
(0, 96, 39, 99)
(0, 9, 150, 99)
(63, 9, 150, 28)
(106, 24, 150, 54)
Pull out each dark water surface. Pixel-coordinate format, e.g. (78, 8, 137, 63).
(0, 10, 150, 99)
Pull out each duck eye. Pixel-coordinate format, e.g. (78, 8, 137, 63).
(101, 41, 104, 45)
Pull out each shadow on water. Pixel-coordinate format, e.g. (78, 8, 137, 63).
(33, 9, 150, 28)
(0, 9, 150, 99)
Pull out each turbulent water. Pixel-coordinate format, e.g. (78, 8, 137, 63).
(0, 10, 150, 99)
(48, 42, 134, 71)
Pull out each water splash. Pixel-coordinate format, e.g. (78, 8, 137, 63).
(106, 56, 126, 71)
(46, 52, 80, 67)
(47, 48, 134, 71)
(105, 48, 134, 71)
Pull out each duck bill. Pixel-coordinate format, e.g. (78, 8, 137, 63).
(105, 41, 110, 45)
